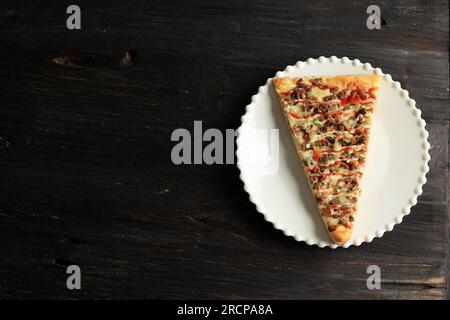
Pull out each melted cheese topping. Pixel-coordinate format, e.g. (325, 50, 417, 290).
(275, 77, 378, 230)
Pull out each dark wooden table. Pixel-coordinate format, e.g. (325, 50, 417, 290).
(0, 0, 448, 299)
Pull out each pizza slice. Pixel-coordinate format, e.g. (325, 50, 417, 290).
(272, 75, 380, 244)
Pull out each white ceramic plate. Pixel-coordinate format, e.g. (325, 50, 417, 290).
(236, 56, 430, 248)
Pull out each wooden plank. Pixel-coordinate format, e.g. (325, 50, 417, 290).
(0, 0, 448, 299)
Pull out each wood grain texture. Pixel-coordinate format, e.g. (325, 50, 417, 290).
(0, 0, 448, 299)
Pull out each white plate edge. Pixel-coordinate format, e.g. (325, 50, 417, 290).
(235, 56, 431, 249)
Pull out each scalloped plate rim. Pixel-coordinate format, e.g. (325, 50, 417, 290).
(235, 56, 430, 249)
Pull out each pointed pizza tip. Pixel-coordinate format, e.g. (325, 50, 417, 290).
(329, 225, 353, 245)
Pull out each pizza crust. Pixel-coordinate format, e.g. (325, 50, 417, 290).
(321, 75, 380, 91)
(272, 77, 297, 95)
(273, 75, 380, 95)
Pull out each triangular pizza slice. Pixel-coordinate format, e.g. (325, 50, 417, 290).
(273, 75, 380, 244)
